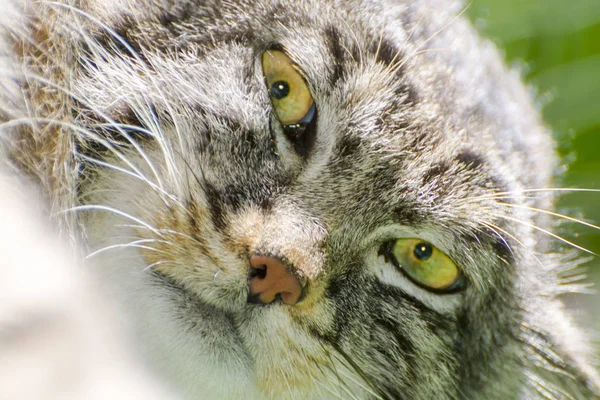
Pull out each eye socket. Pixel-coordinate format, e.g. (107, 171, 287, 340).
(380, 239, 464, 293)
(261, 50, 316, 132)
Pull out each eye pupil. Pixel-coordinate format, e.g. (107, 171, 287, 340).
(270, 81, 290, 99)
(413, 243, 433, 261)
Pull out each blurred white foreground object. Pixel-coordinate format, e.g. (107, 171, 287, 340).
(0, 168, 175, 400)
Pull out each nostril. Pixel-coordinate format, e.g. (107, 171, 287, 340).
(248, 255, 302, 305)
(249, 264, 267, 279)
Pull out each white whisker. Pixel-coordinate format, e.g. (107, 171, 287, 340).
(43, 1, 182, 190)
(143, 260, 169, 272)
(334, 366, 382, 400)
(2, 115, 164, 198)
(86, 238, 168, 259)
(62, 204, 163, 237)
(76, 153, 186, 210)
(525, 370, 576, 400)
(311, 378, 343, 400)
(499, 201, 600, 232)
(477, 219, 546, 270)
(117, 223, 196, 242)
(276, 362, 295, 400)
(493, 214, 597, 256)
(3, 66, 169, 191)
(326, 350, 383, 400)
(473, 187, 600, 202)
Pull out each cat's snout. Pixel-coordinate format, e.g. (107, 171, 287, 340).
(247, 255, 302, 305)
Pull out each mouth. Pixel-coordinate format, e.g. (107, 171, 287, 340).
(147, 267, 357, 399)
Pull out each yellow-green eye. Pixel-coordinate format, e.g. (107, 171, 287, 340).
(261, 50, 315, 127)
(383, 239, 463, 292)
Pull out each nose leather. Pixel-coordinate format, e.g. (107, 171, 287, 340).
(248, 255, 302, 305)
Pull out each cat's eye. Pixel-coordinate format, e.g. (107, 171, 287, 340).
(261, 50, 316, 145)
(379, 239, 464, 293)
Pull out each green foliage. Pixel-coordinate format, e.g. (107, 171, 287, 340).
(469, 0, 600, 325)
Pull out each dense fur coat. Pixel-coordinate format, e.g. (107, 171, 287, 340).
(1, 0, 599, 399)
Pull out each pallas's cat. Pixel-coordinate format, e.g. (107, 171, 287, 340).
(1, 0, 599, 399)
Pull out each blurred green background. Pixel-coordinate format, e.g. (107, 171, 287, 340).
(467, 0, 600, 330)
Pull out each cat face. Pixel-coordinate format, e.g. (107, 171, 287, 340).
(72, 0, 565, 398)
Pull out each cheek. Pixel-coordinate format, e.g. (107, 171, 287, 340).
(135, 195, 212, 278)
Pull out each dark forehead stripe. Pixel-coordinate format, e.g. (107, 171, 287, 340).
(156, 3, 194, 30)
(454, 150, 512, 194)
(323, 25, 347, 86)
(203, 171, 290, 232)
(102, 5, 255, 57)
(370, 38, 403, 71)
(368, 37, 420, 106)
(323, 26, 411, 88)
(455, 150, 485, 171)
(422, 150, 488, 185)
(422, 161, 451, 186)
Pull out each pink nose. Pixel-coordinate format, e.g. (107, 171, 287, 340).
(248, 255, 302, 305)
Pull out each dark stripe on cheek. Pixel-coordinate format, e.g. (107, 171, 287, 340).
(373, 281, 444, 318)
(334, 134, 363, 159)
(370, 282, 451, 398)
(323, 273, 364, 343)
(372, 314, 415, 356)
(203, 182, 227, 232)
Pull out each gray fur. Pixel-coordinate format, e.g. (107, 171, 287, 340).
(1, 0, 599, 398)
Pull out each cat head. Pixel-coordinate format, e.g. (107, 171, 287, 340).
(13, 0, 597, 398)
